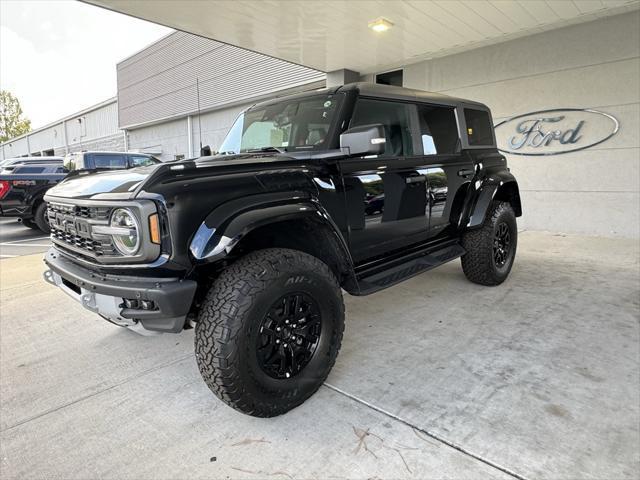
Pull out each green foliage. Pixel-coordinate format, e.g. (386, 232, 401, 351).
(0, 91, 31, 143)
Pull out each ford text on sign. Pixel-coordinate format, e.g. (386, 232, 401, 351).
(494, 109, 619, 156)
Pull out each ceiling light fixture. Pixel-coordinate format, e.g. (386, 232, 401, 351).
(368, 17, 394, 33)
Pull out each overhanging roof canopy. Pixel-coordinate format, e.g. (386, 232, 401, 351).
(85, 0, 639, 74)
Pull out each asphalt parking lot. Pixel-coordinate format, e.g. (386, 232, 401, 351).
(1, 231, 638, 479)
(0, 218, 51, 259)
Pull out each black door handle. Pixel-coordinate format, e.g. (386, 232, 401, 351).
(457, 169, 474, 178)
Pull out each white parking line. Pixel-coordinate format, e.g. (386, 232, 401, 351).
(0, 243, 51, 247)
(0, 254, 17, 258)
(1, 236, 50, 244)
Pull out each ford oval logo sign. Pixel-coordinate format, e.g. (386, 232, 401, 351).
(495, 108, 619, 156)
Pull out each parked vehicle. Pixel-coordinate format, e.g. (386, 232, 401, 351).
(0, 156, 63, 174)
(42, 83, 522, 417)
(0, 152, 160, 232)
(62, 151, 160, 171)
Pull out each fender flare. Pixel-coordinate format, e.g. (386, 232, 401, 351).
(464, 171, 521, 229)
(189, 191, 353, 269)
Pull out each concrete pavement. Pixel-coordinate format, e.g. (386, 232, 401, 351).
(0, 218, 51, 258)
(1, 232, 638, 479)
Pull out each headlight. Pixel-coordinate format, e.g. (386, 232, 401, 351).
(110, 208, 140, 255)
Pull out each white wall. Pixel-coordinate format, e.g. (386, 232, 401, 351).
(126, 103, 249, 161)
(401, 11, 640, 238)
(192, 102, 252, 154)
(126, 117, 188, 161)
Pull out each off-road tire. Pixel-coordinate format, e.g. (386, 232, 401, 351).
(461, 201, 517, 286)
(33, 202, 50, 233)
(21, 218, 39, 230)
(195, 248, 345, 417)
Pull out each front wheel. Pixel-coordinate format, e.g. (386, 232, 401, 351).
(195, 248, 345, 417)
(461, 201, 517, 286)
(33, 202, 50, 233)
(21, 218, 40, 230)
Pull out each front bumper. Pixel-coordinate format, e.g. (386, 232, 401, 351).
(43, 248, 197, 333)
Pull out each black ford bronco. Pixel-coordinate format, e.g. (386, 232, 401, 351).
(43, 83, 521, 417)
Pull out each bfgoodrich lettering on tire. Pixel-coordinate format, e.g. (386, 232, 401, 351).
(194, 248, 345, 417)
(461, 201, 517, 286)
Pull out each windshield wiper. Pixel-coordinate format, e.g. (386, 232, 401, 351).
(246, 146, 286, 154)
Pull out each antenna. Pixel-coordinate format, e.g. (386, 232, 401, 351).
(196, 77, 203, 155)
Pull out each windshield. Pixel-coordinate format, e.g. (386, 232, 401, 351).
(218, 94, 343, 155)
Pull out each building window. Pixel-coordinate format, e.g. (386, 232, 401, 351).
(464, 109, 494, 146)
(174, 154, 185, 161)
(376, 69, 403, 87)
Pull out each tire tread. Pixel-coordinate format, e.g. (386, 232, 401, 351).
(195, 248, 344, 417)
(461, 201, 515, 286)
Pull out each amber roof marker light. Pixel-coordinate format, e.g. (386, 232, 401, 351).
(368, 17, 394, 33)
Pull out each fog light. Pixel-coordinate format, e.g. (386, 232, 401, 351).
(140, 300, 156, 310)
(123, 298, 138, 309)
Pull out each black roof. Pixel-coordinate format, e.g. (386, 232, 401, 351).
(253, 82, 488, 110)
(337, 82, 487, 109)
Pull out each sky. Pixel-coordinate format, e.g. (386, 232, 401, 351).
(0, 0, 171, 129)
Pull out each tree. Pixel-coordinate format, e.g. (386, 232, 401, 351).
(0, 91, 31, 142)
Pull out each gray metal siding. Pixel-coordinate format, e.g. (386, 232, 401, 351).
(117, 31, 325, 128)
(0, 99, 119, 159)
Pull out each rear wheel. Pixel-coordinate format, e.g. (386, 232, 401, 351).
(33, 202, 50, 233)
(461, 201, 517, 286)
(195, 248, 345, 417)
(21, 218, 39, 230)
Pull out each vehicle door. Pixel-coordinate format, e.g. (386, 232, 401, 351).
(339, 98, 428, 262)
(413, 103, 475, 238)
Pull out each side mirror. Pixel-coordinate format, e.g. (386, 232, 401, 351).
(340, 124, 386, 157)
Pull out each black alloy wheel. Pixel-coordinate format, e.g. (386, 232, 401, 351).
(256, 293, 322, 379)
(493, 222, 512, 268)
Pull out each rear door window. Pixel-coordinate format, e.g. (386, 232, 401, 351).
(129, 155, 156, 167)
(89, 154, 127, 169)
(464, 109, 494, 146)
(14, 166, 46, 174)
(349, 99, 414, 157)
(416, 104, 459, 155)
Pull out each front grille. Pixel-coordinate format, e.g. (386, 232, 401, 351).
(48, 202, 111, 220)
(50, 227, 116, 256)
(45, 199, 160, 265)
(48, 202, 117, 258)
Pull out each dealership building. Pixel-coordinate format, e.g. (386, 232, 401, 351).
(2, 3, 638, 238)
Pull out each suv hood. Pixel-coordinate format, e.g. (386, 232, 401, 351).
(45, 153, 301, 201)
(45, 167, 154, 200)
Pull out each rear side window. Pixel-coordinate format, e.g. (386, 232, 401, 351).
(464, 109, 494, 146)
(15, 166, 45, 173)
(90, 154, 127, 169)
(416, 105, 459, 154)
(350, 99, 413, 157)
(129, 155, 156, 167)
